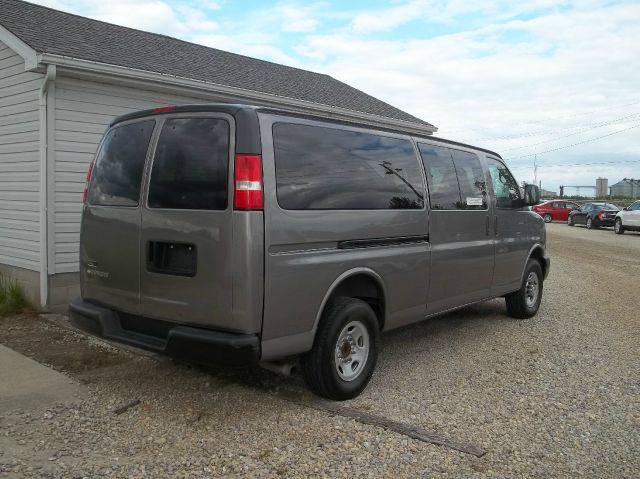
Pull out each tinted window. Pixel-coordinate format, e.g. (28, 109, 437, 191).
(450, 149, 487, 210)
(418, 143, 461, 210)
(148, 118, 229, 210)
(89, 120, 155, 206)
(486, 157, 521, 208)
(552, 202, 564, 208)
(632, 201, 640, 211)
(273, 123, 424, 210)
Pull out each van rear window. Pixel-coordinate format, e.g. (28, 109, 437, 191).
(89, 120, 155, 206)
(273, 123, 424, 210)
(148, 118, 229, 210)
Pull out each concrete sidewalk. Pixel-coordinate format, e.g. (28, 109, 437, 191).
(0, 344, 86, 412)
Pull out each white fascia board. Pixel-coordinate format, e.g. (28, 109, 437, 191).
(39, 53, 437, 135)
(0, 25, 39, 69)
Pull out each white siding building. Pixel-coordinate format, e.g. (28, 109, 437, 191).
(0, 0, 435, 311)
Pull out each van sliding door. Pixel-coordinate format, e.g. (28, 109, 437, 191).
(418, 143, 494, 314)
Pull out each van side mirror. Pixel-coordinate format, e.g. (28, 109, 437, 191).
(523, 184, 540, 206)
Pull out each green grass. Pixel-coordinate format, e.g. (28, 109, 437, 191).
(0, 274, 31, 316)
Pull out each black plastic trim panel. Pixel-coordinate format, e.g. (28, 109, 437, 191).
(337, 235, 429, 250)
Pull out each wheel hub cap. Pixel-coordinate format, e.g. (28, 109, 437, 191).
(525, 272, 539, 308)
(334, 321, 370, 382)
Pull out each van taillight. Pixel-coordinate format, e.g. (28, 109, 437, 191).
(82, 160, 95, 203)
(234, 154, 263, 210)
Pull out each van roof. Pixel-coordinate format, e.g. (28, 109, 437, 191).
(111, 104, 503, 160)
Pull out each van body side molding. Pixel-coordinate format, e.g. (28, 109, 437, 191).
(337, 235, 429, 250)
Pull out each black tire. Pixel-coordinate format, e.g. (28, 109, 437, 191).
(567, 215, 574, 226)
(543, 214, 553, 223)
(586, 217, 595, 229)
(505, 259, 543, 319)
(614, 218, 625, 235)
(302, 297, 380, 400)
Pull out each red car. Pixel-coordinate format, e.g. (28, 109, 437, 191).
(532, 200, 580, 223)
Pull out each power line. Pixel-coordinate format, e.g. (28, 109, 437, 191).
(505, 123, 640, 160)
(500, 112, 640, 152)
(443, 98, 640, 135)
(509, 159, 640, 169)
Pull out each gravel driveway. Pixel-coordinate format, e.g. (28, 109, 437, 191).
(1, 223, 638, 478)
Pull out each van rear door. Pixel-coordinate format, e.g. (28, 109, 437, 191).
(81, 119, 156, 313)
(138, 114, 236, 330)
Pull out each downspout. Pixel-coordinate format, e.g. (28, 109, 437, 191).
(38, 64, 56, 309)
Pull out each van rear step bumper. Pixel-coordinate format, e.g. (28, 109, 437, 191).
(69, 299, 260, 366)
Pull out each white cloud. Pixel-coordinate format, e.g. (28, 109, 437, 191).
(26, 0, 640, 191)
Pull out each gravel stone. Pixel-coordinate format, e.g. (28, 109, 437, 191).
(0, 223, 638, 477)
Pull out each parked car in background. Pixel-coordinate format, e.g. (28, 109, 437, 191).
(568, 202, 620, 229)
(532, 200, 580, 223)
(614, 200, 640, 234)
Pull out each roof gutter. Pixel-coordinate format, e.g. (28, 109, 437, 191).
(38, 64, 56, 309)
(37, 53, 436, 136)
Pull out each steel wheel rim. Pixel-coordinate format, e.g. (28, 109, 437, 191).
(525, 272, 539, 308)
(334, 320, 370, 382)
(615, 220, 621, 232)
(544, 214, 552, 223)
(587, 218, 592, 228)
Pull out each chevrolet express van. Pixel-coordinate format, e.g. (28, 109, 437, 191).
(70, 104, 550, 400)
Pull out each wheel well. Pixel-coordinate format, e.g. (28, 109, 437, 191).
(327, 274, 385, 330)
(529, 247, 547, 278)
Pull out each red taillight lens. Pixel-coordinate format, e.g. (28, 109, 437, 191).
(152, 106, 176, 113)
(82, 160, 95, 203)
(234, 154, 263, 210)
(598, 210, 604, 218)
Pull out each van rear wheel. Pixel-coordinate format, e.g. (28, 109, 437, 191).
(302, 297, 379, 400)
(505, 259, 543, 319)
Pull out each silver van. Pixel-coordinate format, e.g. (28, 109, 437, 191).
(70, 104, 549, 400)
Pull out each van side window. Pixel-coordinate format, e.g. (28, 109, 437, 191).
(273, 123, 424, 210)
(450, 149, 487, 210)
(148, 118, 230, 210)
(486, 157, 521, 208)
(417, 143, 461, 210)
(89, 120, 155, 206)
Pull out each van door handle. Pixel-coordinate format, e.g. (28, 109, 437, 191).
(494, 215, 499, 236)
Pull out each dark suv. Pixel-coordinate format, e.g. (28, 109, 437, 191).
(568, 202, 619, 229)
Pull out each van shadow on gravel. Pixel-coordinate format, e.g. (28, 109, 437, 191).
(0, 300, 517, 398)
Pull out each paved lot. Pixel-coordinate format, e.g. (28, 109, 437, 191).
(0, 223, 638, 478)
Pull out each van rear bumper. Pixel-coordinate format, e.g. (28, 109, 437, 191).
(69, 299, 260, 366)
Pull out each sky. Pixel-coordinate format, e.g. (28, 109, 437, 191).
(32, 0, 640, 195)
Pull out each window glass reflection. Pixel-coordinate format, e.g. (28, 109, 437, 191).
(273, 123, 425, 210)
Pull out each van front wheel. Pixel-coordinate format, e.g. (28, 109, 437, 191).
(302, 297, 379, 400)
(505, 259, 543, 319)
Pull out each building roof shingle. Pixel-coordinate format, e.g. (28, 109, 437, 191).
(0, 0, 432, 129)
